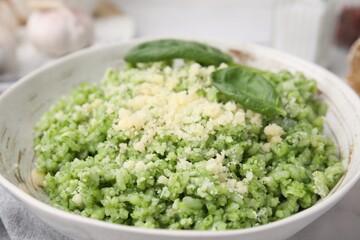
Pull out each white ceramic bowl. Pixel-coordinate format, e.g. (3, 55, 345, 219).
(1, 38, 360, 240)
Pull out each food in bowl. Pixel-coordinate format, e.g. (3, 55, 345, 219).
(32, 39, 344, 230)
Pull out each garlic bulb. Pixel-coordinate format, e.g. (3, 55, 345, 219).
(27, 6, 94, 56)
(347, 38, 360, 95)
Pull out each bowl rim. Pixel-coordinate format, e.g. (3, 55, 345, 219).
(1, 36, 360, 237)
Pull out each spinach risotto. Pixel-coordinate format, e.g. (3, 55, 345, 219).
(33, 40, 344, 230)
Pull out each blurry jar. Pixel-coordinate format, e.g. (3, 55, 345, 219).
(336, 0, 360, 48)
(272, 0, 339, 67)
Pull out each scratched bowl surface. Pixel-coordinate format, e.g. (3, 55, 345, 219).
(1, 38, 360, 240)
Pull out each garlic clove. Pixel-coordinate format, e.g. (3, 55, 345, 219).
(8, 0, 32, 25)
(0, 1, 19, 34)
(27, 6, 94, 56)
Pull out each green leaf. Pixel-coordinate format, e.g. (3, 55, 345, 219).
(211, 66, 286, 117)
(124, 39, 233, 66)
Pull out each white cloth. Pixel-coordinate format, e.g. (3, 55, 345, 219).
(0, 185, 70, 240)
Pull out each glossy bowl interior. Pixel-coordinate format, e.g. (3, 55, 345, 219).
(1, 38, 360, 240)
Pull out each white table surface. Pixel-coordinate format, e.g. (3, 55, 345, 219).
(1, 0, 358, 239)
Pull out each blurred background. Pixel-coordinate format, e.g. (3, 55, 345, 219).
(1, 0, 360, 92)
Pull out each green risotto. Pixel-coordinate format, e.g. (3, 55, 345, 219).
(33, 60, 343, 230)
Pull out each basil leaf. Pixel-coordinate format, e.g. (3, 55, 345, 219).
(211, 66, 286, 117)
(124, 39, 233, 66)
